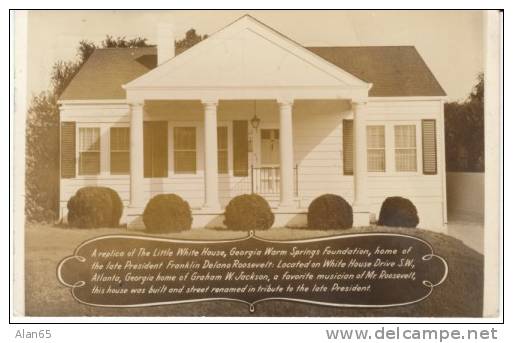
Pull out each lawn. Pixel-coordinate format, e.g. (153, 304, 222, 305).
(25, 223, 483, 317)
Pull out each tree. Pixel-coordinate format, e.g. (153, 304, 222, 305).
(25, 28, 205, 222)
(175, 29, 208, 55)
(444, 73, 484, 172)
(25, 36, 150, 222)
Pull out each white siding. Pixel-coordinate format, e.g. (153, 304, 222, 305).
(365, 99, 445, 229)
(60, 98, 445, 230)
(293, 100, 353, 207)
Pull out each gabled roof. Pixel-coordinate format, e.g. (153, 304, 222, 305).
(307, 46, 446, 97)
(60, 47, 157, 100)
(59, 28, 445, 100)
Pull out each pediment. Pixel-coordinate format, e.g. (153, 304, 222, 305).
(125, 16, 370, 92)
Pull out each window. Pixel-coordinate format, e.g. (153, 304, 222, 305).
(395, 125, 417, 172)
(218, 126, 228, 174)
(366, 126, 385, 172)
(174, 127, 196, 173)
(110, 127, 129, 174)
(78, 127, 100, 175)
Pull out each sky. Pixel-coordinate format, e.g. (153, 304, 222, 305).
(26, 10, 484, 101)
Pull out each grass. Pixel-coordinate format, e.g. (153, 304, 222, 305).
(25, 223, 483, 317)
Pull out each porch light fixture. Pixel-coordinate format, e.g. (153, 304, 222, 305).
(250, 101, 261, 129)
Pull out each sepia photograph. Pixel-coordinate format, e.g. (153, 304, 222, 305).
(11, 9, 501, 319)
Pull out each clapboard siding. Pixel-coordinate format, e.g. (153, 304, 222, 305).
(292, 106, 350, 206)
(60, 99, 445, 229)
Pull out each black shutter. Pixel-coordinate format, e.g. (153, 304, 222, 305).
(422, 119, 437, 175)
(60, 121, 76, 178)
(143, 122, 152, 178)
(153, 122, 168, 177)
(343, 119, 354, 175)
(144, 121, 168, 178)
(233, 120, 248, 176)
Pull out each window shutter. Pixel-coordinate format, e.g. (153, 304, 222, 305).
(60, 121, 76, 178)
(153, 122, 168, 177)
(233, 120, 248, 176)
(342, 119, 353, 175)
(143, 122, 152, 178)
(422, 119, 437, 175)
(144, 121, 168, 178)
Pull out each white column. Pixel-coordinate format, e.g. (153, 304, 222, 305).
(129, 101, 144, 208)
(278, 99, 295, 208)
(202, 99, 220, 210)
(352, 101, 370, 226)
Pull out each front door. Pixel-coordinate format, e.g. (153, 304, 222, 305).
(260, 129, 280, 166)
(259, 129, 280, 193)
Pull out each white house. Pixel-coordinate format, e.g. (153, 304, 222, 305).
(58, 15, 447, 231)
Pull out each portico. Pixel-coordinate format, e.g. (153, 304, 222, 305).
(121, 16, 372, 228)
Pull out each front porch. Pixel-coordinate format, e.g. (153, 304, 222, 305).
(122, 98, 370, 229)
(118, 15, 373, 229)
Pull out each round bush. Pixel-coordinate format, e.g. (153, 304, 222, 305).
(378, 196, 419, 228)
(307, 194, 353, 230)
(143, 194, 192, 233)
(224, 194, 274, 231)
(67, 187, 123, 228)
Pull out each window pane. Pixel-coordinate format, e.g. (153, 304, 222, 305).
(217, 127, 228, 149)
(79, 128, 100, 151)
(79, 152, 100, 175)
(366, 126, 385, 172)
(174, 127, 196, 149)
(395, 125, 416, 148)
(366, 126, 385, 148)
(79, 128, 100, 175)
(367, 150, 386, 172)
(395, 125, 417, 172)
(174, 127, 196, 173)
(218, 151, 228, 174)
(111, 127, 129, 151)
(111, 152, 129, 174)
(110, 127, 129, 174)
(174, 151, 196, 173)
(217, 127, 228, 174)
(396, 149, 417, 172)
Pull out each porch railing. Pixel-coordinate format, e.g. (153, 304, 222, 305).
(250, 165, 298, 197)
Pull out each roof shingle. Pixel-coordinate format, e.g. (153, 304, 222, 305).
(59, 45, 445, 101)
(307, 46, 446, 97)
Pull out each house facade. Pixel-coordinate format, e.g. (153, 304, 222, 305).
(58, 15, 447, 231)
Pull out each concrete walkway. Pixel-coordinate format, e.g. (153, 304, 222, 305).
(447, 214, 484, 254)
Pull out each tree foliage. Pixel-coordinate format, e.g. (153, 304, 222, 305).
(26, 28, 206, 222)
(25, 36, 150, 222)
(444, 73, 484, 172)
(175, 29, 208, 55)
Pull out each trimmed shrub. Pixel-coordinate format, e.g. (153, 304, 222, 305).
(307, 194, 353, 230)
(224, 194, 274, 231)
(378, 196, 419, 228)
(143, 194, 192, 233)
(67, 187, 123, 228)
